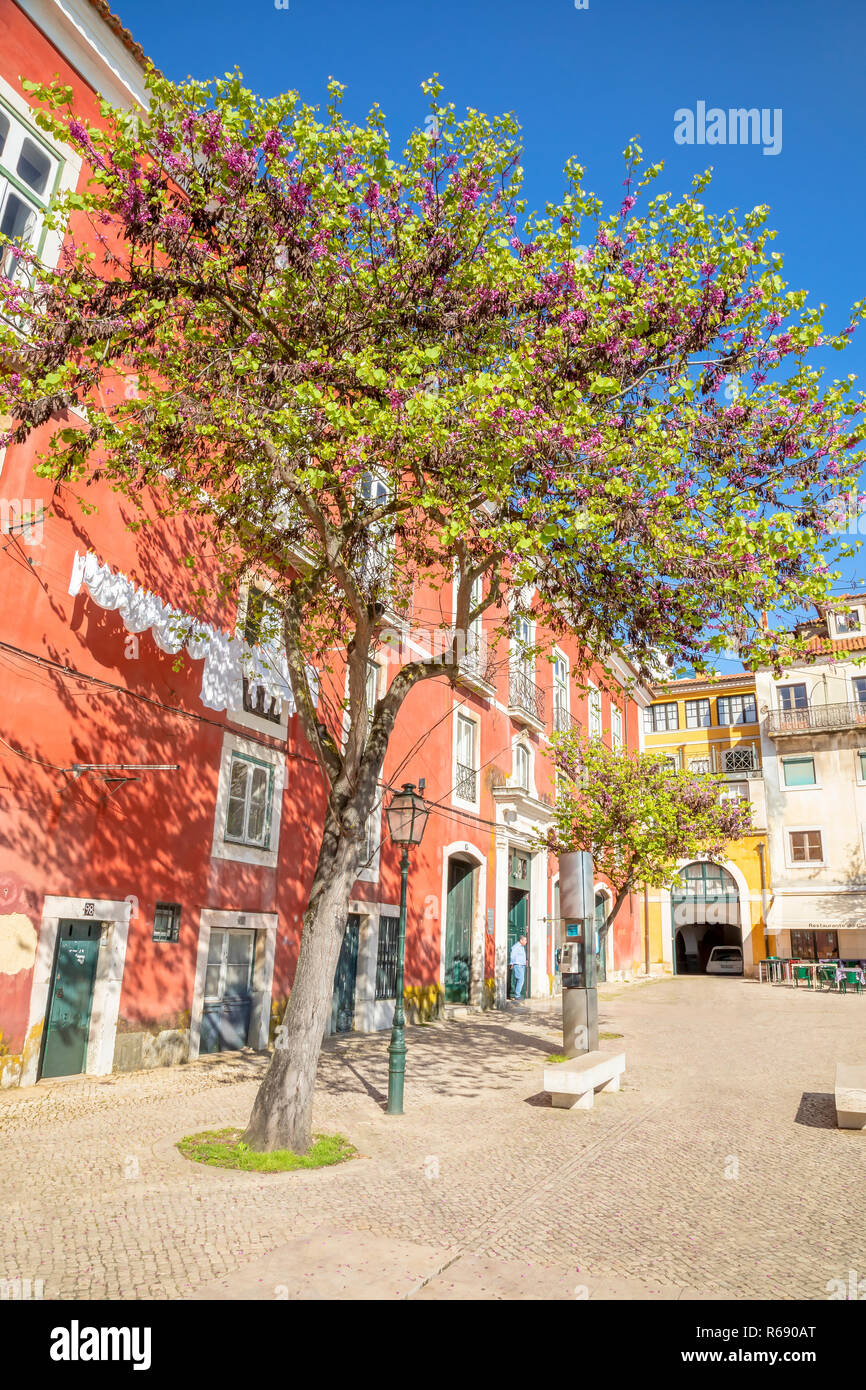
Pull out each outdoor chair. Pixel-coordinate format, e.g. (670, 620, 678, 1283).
(845, 969, 865, 996)
(817, 965, 837, 991)
(794, 964, 812, 989)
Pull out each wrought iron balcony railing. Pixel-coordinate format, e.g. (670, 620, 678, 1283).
(509, 669, 545, 724)
(455, 763, 477, 801)
(766, 701, 866, 736)
(552, 704, 581, 734)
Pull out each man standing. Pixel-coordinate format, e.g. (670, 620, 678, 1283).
(510, 934, 527, 1001)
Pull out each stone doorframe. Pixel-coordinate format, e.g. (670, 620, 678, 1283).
(23, 894, 133, 1086)
(439, 841, 487, 1005)
(189, 908, 278, 1059)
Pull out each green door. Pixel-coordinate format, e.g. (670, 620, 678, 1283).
(507, 890, 529, 998)
(331, 913, 360, 1034)
(507, 850, 531, 999)
(594, 894, 608, 984)
(445, 860, 475, 1003)
(41, 921, 102, 1079)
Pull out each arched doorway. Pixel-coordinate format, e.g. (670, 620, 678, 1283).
(670, 861, 741, 974)
(444, 857, 477, 1003)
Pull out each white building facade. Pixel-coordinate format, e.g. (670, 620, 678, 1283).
(757, 595, 866, 960)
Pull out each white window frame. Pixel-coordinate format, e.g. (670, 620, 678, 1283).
(685, 698, 712, 729)
(552, 649, 570, 730)
(717, 692, 758, 726)
(834, 607, 862, 636)
(851, 675, 866, 706)
(856, 751, 866, 785)
(0, 78, 81, 282)
(611, 705, 623, 751)
(453, 706, 480, 811)
(228, 578, 290, 739)
(224, 752, 274, 849)
(512, 741, 532, 792)
(785, 826, 825, 868)
(356, 797, 382, 884)
(775, 682, 808, 713)
(211, 731, 284, 868)
(645, 701, 678, 733)
(588, 683, 602, 739)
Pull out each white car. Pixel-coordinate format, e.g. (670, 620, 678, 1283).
(706, 945, 744, 975)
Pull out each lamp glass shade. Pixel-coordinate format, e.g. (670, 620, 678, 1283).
(386, 783, 429, 845)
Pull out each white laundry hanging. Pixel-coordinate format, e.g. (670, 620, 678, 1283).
(67, 550, 312, 715)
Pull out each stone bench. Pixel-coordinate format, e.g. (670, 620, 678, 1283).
(835, 1063, 866, 1130)
(544, 1050, 626, 1110)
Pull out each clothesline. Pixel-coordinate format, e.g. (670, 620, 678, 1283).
(68, 551, 317, 715)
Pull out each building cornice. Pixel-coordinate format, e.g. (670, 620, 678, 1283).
(15, 0, 150, 110)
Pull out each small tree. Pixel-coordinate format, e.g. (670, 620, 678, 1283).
(542, 732, 752, 945)
(2, 70, 863, 1150)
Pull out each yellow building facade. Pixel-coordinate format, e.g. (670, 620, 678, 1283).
(643, 673, 770, 977)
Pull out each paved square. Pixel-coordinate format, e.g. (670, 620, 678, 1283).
(2, 976, 865, 1300)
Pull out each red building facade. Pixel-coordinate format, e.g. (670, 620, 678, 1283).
(0, 0, 651, 1088)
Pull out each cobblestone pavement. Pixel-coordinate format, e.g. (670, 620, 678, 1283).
(2, 975, 866, 1300)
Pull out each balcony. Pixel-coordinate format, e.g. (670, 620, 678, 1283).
(455, 763, 477, 802)
(552, 704, 581, 735)
(456, 646, 496, 698)
(766, 702, 866, 737)
(508, 669, 545, 732)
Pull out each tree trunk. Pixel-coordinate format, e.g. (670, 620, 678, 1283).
(242, 819, 361, 1153)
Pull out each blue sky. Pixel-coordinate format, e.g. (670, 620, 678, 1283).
(115, 0, 866, 654)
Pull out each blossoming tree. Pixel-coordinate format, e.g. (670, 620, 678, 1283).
(542, 731, 753, 941)
(1, 69, 863, 1150)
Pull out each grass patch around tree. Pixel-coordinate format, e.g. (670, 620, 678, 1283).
(177, 1127, 356, 1172)
(546, 1053, 568, 1063)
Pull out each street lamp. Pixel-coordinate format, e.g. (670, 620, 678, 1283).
(384, 782, 429, 1115)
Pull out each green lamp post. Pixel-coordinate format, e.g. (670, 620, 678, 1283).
(384, 781, 429, 1116)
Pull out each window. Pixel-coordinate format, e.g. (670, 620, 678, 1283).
(241, 586, 282, 723)
(365, 659, 380, 717)
(152, 902, 181, 943)
(789, 830, 823, 863)
(783, 756, 816, 788)
(455, 713, 477, 801)
(513, 615, 533, 678)
(717, 693, 757, 725)
(777, 684, 807, 711)
(460, 574, 485, 676)
(791, 929, 839, 961)
(513, 743, 530, 790)
(611, 707, 623, 750)
(644, 700, 678, 733)
(663, 754, 680, 772)
(0, 101, 61, 286)
(689, 756, 711, 775)
(204, 929, 255, 1002)
(722, 747, 755, 773)
(836, 609, 861, 634)
(859, 751, 866, 782)
(553, 654, 570, 731)
(225, 753, 273, 847)
(375, 914, 400, 1000)
(685, 698, 712, 728)
(644, 702, 679, 733)
(358, 472, 392, 589)
(854, 678, 866, 706)
(588, 686, 602, 738)
(720, 781, 748, 804)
